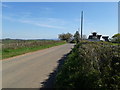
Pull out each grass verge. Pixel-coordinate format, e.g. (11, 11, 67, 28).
(2, 42, 66, 59)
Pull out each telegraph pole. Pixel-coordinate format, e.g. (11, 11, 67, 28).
(81, 11, 83, 40)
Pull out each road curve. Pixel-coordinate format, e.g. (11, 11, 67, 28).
(2, 44, 74, 88)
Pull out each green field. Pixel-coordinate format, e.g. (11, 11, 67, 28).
(1, 39, 66, 59)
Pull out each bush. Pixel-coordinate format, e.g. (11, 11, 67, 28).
(55, 41, 120, 89)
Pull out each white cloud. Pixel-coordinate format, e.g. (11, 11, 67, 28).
(20, 12, 32, 18)
(19, 19, 66, 29)
(35, 23, 65, 29)
(2, 4, 10, 8)
(3, 16, 66, 29)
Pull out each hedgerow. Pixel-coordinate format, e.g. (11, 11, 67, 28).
(55, 41, 120, 89)
(2, 40, 66, 59)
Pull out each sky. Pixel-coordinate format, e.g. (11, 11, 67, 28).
(1, 0, 119, 2)
(2, 2, 118, 39)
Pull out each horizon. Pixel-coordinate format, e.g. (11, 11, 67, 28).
(2, 2, 118, 39)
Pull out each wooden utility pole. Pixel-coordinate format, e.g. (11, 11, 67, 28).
(81, 11, 83, 40)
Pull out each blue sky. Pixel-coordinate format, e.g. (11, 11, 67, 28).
(2, 2, 118, 39)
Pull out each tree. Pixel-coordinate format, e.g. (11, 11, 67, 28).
(112, 33, 120, 38)
(58, 33, 73, 42)
(111, 33, 120, 43)
(74, 31, 80, 43)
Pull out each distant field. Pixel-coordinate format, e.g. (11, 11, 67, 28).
(1, 39, 66, 59)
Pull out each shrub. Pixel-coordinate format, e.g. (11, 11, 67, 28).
(55, 41, 120, 89)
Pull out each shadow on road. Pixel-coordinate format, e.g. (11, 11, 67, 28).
(40, 53, 70, 89)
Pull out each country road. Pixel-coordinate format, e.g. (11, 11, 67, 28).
(2, 44, 74, 88)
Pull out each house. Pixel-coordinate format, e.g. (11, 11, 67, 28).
(102, 36, 109, 42)
(88, 32, 102, 41)
(88, 32, 109, 41)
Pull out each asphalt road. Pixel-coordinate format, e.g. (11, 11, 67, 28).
(2, 44, 74, 88)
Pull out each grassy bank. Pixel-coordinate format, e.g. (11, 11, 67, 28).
(2, 40, 66, 59)
(55, 41, 120, 89)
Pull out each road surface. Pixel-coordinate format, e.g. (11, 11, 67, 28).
(2, 44, 74, 88)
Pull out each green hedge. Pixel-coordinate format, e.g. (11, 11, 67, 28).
(55, 41, 120, 89)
